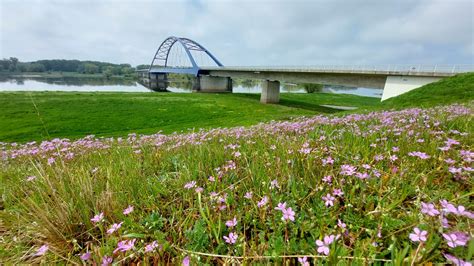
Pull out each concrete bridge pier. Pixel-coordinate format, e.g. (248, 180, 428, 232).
(149, 73, 168, 92)
(260, 80, 280, 103)
(194, 76, 232, 92)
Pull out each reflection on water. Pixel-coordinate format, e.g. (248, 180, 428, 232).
(0, 77, 383, 98)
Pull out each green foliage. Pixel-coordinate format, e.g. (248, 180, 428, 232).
(302, 83, 323, 93)
(0, 58, 139, 76)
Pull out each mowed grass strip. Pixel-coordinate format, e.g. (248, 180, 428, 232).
(0, 92, 380, 142)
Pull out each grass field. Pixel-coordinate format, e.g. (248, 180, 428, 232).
(0, 92, 380, 142)
(1, 74, 473, 264)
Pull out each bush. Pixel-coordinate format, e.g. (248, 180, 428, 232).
(302, 83, 323, 93)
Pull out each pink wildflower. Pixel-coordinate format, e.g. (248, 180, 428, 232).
(244, 191, 253, 199)
(91, 212, 104, 223)
(315, 235, 336, 255)
(421, 202, 440, 216)
(26, 175, 37, 181)
(225, 217, 237, 228)
(223, 232, 238, 244)
(322, 194, 335, 207)
(35, 244, 49, 256)
(409, 227, 428, 243)
(274, 202, 287, 211)
(106, 222, 123, 235)
(101, 255, 113, 266)
(184, 181, 196, 189)
(113, 239, 136, 253)
(80, 252, 91, 261)
(444, 253, 472, 266)
(257, 196, 268, 208)
(298, 256, 310, 266)
(182, 256, 190, 266)
(144, 241, 159, 253)
(442, 232, 469, 248)
(282, 207, 295, 222)
(123, 205, 134, 215)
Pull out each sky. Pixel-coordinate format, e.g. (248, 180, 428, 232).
(1, 0, 473, 67)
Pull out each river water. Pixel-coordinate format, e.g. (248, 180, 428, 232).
(0, 77, 383, 98)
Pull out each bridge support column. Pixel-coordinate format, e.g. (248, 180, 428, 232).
(199, 76, 232, 92)
(381, 76, 442, 101)
(148, 73, 168, 92)
(260, 80, 280, 104)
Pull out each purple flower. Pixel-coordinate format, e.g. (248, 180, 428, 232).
(257, 196, 268, 208)
(225, 217, 237, 228)
(270, 179, 279, 189)
(144, 241, 160, 253)
(322, 175, 332, 184)
(106, 222, 123, 235)
(184, 181, 196, 189)
(282, 207, 295, 222)
(80, 252, 91, 261)
(409, 227, 428, 243)
(35, 244, 49, 256)
(444, 253, 472, 266)
(274, 202, 287, 211)
(113, 239, 136, 253)
(47, 157, 56, 165)
(195, 187, 204, 193)
(332, 188, 344, 197)
(322, 193, 335, 207)
(298, 256, 310, 266)
(337, 219, 346, 229)
(91, 212, 104, 223)
(408, 151, 430, 160)
(356, 172, 370, 180)
(223, 232, 238, 244)
(315, 235, 336, 255)
(244, 191, 253, 199)
(421, 202, 440, 216)
(182, 256, 190, 266)
(101, 255, 113, 266)
(340, 164, 356, 176)
(442, 232, 469, 248)
(123, 205, 134, 215)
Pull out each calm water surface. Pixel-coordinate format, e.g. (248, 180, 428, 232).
(0, 77, 383, 98)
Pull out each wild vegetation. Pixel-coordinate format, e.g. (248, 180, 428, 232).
(1, 74, 473, 264)
(1, 101, 472, 264)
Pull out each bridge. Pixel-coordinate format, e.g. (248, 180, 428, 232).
(138, 36, 473, 103)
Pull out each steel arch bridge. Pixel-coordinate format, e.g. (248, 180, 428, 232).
(149, 36, 223, 76)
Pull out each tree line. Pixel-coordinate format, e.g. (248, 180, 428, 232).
(0, 57, 141, 77)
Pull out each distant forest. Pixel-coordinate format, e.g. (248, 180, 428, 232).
(0, 57, 150, 77)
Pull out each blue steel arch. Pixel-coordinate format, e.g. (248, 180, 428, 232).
(149, 36, 223, 76)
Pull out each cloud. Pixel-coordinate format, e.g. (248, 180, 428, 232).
(0, 0, 472, 66)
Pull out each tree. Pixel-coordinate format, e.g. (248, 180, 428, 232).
(28, 63, 46, 72)
(83, 63, 99, 74)
(9, 57, 18, 72)
(302, 83, 323, 93)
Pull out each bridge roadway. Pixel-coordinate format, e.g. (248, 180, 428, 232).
(147, 65, 471, 102)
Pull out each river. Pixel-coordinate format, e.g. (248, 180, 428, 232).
(0, 77, 383, 98)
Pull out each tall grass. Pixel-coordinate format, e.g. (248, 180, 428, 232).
(1, 103, 473, 264)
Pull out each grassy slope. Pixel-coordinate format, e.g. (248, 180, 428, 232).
(0, 92, 380, 142)
(381, 73, 474, 108)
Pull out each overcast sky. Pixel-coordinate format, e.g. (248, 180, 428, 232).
(1, 0, 473, 67)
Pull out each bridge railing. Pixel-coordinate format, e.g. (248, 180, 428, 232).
(204, 64, 474, 75)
